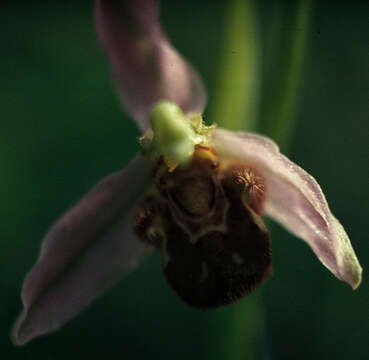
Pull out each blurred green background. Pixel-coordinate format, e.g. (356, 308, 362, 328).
(1, 1, 368, 359)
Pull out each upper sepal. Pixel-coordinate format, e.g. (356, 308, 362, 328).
(12, 155, 152, 346)
(212, 128, 362, 289)
(95, 0, 207, 131)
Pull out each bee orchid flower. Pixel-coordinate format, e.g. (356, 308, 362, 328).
(12, 0, 362, 346)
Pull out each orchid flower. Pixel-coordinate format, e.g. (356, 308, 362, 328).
(12, 0, 362, 346)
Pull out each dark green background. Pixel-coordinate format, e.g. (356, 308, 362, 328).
(1, 1, 368, 359)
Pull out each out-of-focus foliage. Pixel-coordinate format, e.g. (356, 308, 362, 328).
(0, 1, 367, 359)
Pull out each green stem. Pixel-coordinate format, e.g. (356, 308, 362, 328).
(259, 0, 313, 152)
(209, 0, 261, 131)
(225, 294, 263, 360)
(209, 294, 263, 360)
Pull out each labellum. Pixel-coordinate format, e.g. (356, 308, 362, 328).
(134, 145, 272, 308)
